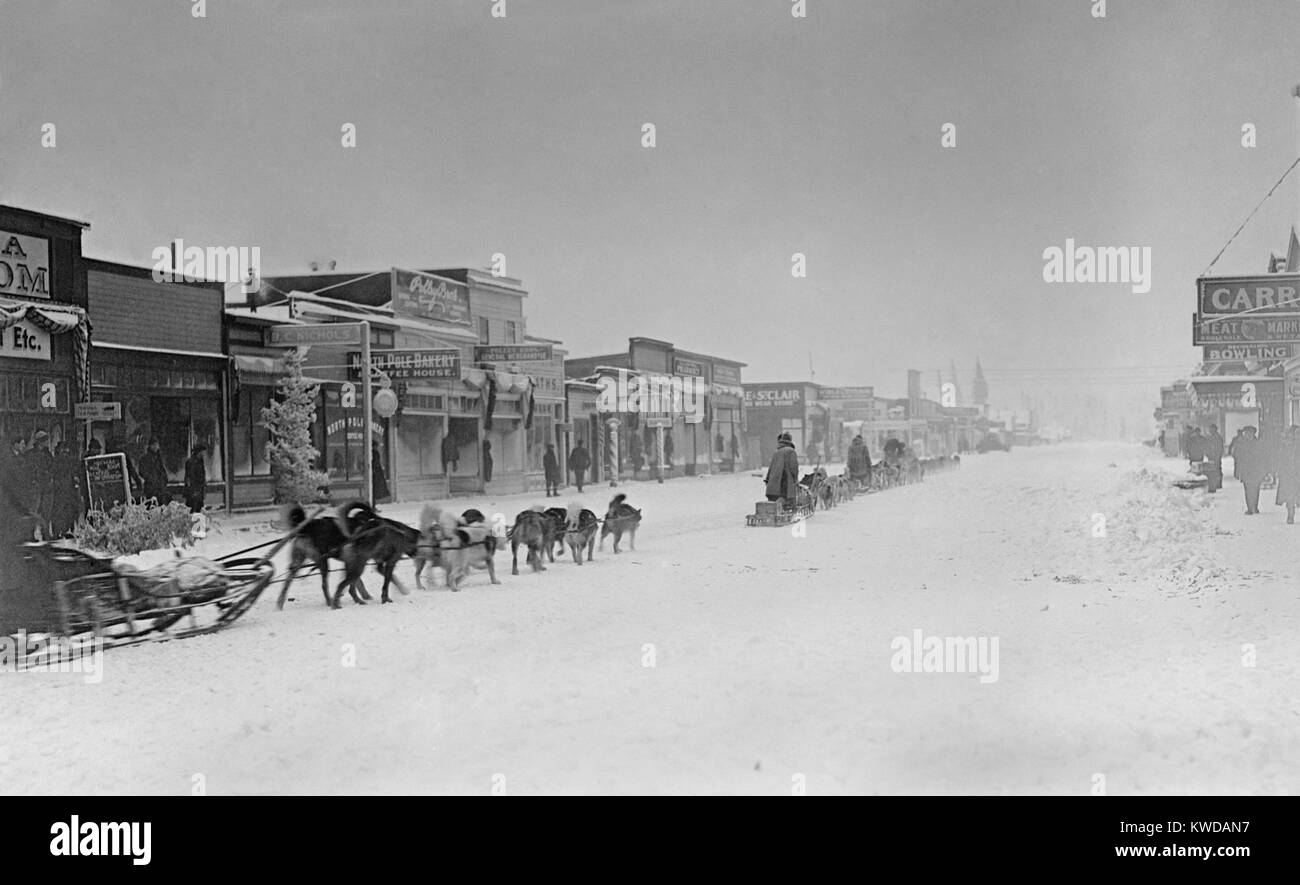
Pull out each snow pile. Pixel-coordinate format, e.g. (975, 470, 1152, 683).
(1024, 463, 1234, 593)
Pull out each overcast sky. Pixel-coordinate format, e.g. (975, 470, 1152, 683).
(3, 0, 1300, 430)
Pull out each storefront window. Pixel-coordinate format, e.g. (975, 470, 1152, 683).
(526, 406, 557, 472)
(232, 386, 273, 477)
(397, 415, 442, 476)
(320, 393, 382, 482)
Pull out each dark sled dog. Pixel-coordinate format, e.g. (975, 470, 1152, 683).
(599, 493, 642, 553)
(276, 501, 359, 610)
(510, 507, 551, 575)
(542, 506, 569, 562)
(335, 505, 420, 607)
(277, 501, 417, 609)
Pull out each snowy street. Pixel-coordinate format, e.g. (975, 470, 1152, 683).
(2, 441, 1297, 795)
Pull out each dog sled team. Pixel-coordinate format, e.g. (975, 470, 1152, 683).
(763, 430, 960, 513)
(275, 492, 643, 609)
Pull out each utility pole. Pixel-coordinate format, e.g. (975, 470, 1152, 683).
(361, 321, 373, 505)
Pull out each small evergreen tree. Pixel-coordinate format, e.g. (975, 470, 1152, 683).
(262, 347, 329, 503)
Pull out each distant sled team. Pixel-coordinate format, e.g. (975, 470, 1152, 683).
(275, 493, 642, 609)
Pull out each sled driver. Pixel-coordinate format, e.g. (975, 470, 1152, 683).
(764, 431, 800, 509)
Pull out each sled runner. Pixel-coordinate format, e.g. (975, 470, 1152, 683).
(50, 554, 275, 649)
(745, 491, 814, 527)
(14, 518, 308, 661)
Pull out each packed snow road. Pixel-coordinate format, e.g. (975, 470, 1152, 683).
(2, 442, 1297, 794)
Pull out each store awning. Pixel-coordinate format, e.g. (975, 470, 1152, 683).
(231, 353, 334, 387)
(1, 297, 91, 402)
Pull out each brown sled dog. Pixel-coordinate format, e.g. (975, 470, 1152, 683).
(509, 506, 551, 575)
(598, 493, 641, 553)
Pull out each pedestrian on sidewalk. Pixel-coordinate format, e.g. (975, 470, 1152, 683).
(1228, 428, 1244, 480)
(1186, 427, 1205, 468)
(569, 442, 589, 492)
(543, 443, 560, 497)
(1274, 426, 1300, 523)
(440, 433, 459, 474)
(1204, 425, 1224, 493)
(1234, 427, 1268, 515)
(139, 438, 169, 504)
(371, 441, 390, 503)
(184, 444, 207, 513)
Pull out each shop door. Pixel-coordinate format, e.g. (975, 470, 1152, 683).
(446, 416, 481, 494)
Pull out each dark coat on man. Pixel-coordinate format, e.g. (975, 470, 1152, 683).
(1186, 430, 1205, 462)
(847, 437, 872, 479)
(440, 434, 460, 472)
(1276, 436, 1300, 506)
(139, 449, 169, 504)
(1204, 429, 1224, 461)
(184, 449, 207, 512)
(543, 447, 560, 482)
(371, 446, 390, 501)
(568, 445, 590, 473)
(765, 439, 799, 500)
(1233, 435, 1269, 484)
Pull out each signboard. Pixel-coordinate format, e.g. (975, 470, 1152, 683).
(1189, 378, 1280, 411)
(474, 344, 552, 363)
(0, 231, 51, 300)
(267, 323, 363, 347)
(555, 422, 573, 432)
(673, 357, 704, 377)
(1198, 275, 1300, 315)
(1193, 314, 1300, 345)
(0, 321, 51, 361)
(713, 364, 741, 387)
(645, 416, 673, 428)
(392, 268, 471, 326)
(1203, 343, 1296, 363)
(84, 453, 131, 511)
(74, 401, 122, 421)
(347, 349, 461, 382)
(818, 386, 875, 401)
(743, 384, 805, 409)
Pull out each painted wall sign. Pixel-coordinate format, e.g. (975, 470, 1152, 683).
(1198, 275, 1300, 315)
(1193, 314, 1300, 345)
(0, 231, 51, 300)
(712, 364, 741, 386)
(392, 268, 471, 326)
(348, 349, 461, 381)
(0, 321, 51, 360)
(474, 344, 552, 363)
(267, 323, 363, 347)
(742, 385, 804, 408)
(818, 386, 875, 400)
(673, 357, 704, 377)
(1203, 343, 1296, 362)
